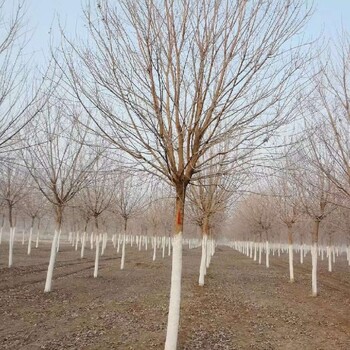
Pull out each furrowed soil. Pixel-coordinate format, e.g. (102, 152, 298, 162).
(0, 241, 349, 349)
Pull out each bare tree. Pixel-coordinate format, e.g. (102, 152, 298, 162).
(0, 1, 54, 155)
(0, 161, 28, 266)
(21, 103, 99, 292)
(58, 1, 312, 347)
(188, 155, 241, 286)
(307, 33, 350, 203)
(294, 143, 336, 296)
(79, 157, 115, 276)
(111, 173, 148, 270)
(21, 186, 47, 255)
(267, 154, 301, 283)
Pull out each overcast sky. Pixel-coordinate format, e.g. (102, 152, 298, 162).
(25, 0, 350, 62)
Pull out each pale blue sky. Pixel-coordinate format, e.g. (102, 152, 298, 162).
(25, 0, 350, 62)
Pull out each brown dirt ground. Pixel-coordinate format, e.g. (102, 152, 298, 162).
(0, 240, 349, 349)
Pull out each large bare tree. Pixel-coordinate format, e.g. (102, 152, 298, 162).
(57, 1, 312, 347)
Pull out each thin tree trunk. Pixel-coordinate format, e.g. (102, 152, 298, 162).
(35, 219, 40, 248)
(121, 219, 127, 270)
(152, 235, 157, 261)
(311, 219, 320, 297)
(27, 218, 34, 256)
(265, 240, 269, 268)
(8, 227, 15, 267)
(287, 225, 294, 282)
(81, 232, 86, 258)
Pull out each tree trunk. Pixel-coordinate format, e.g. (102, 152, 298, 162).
(27, 217, 35, 256)
(265, 240, 269, 268)
(44, 205, 63, 293)
(165, 185, 185, 350)
(311, 219, 320, 297)
(8, 227, 15, 267)
(94, 217, 100, 277)
(199, 225, 208, 286)
(8, 205, 14, 267)
(94, 235, 100, 278)
(81, 232, 86, 258)
(152, 235, 157, 261)
(287, 224, 294, 282)
(121, 218, 127, 270)
(35, 219, 40, 248)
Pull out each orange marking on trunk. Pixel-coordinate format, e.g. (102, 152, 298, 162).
(177, 211, 182, 225)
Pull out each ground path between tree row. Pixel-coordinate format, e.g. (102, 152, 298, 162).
(0, 242, 349, 349)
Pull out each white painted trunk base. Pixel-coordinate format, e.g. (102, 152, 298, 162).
(81, 232, 86, 259)
(120, 234, 126, 270)
(8, 227, 15, 267)
(164, 232, 182, 350)
(265, 241, 269, 268)
(198, 234, 207, 286)
(288, 244, 294, 282)
(311, 243, 318, 296)
(94, 235, 100, 278)
(44, 230, 60, 292)
(27, 227, 33, 255)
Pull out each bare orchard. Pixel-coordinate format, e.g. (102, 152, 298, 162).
(1, 240, 349, 350)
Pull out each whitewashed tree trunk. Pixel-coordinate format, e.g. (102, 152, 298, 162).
(265, 241, 269, 268)
(152, 236, 157, 261)
(27, 227, 33, 255)
(8, 227, 15, 267)
(311, 243, 318, 296)
(168, 237, 171, 256)
(22, 230, 25, 245)
(35, 228, 40, 248)
(93, 235, 100, 278)
(120, 233, 126, 270)
(258, 243, 262, 264)
(288, 244, 294, 282)
(162, 237, 165, 258)
(327, 246, 332, 272)
(164, 232, 182, 350)
(199, 234, 207, 286)
(206, 238, 211, 269)
(117, 235, 121, 253)
(44, 229, 60, 293)
(300, 244, 304, 264)
(75, 232, 80, 251)
(253, 242, 257, 261)
(81, 232, 86, 258)
(90, 232, 94, 250)
(0, 226, 3, 245)
(56, 230, 61, 253)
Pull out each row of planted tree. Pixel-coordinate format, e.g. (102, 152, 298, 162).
(1, 0, 350, 348)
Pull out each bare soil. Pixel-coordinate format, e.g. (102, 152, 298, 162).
(0, 241, 349, 349)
